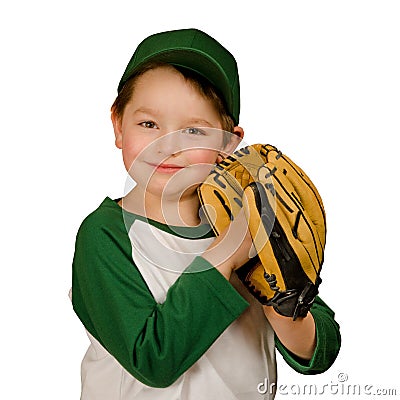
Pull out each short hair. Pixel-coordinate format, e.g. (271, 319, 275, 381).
(111, 61, 236, 136)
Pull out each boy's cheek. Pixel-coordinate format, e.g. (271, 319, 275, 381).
(186, 149, 219, 167)
(121, 143, 148, 174)
(122, 137, 151, 161)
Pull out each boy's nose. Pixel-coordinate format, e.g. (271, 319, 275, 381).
(155, 130, 182, 156)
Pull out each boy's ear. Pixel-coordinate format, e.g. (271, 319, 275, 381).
(217, 126, 244, 163)
(111, 110, 123, 149)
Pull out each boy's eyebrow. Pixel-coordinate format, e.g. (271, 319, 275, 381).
(185, 118, 214, 127)
(133, 107, 158, 115)
(133, 108, 214, 127)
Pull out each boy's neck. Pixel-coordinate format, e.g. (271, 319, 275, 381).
(119, 187, 203, 227)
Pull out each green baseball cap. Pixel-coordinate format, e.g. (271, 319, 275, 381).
(117, 28, 240, 125)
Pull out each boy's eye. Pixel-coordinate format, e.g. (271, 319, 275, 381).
(181, 127, 205, 136)
(140, 121, 157, 129)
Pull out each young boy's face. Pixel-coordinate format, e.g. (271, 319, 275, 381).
(112, 66, 241, 199)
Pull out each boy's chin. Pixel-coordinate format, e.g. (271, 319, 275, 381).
(124, 164, 215, 213)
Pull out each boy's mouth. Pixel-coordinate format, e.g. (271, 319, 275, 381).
(148, 162, 185, 174)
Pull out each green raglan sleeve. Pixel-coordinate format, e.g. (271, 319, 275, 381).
(275, 296, 341, 374)
(72, 208, 249, 388)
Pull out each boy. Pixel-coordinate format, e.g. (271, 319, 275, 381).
(71, 28, 340, 399)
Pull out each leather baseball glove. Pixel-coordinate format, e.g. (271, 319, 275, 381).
(198, 144, 326, 320)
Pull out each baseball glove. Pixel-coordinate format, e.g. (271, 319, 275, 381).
(198, 144, 326, 320)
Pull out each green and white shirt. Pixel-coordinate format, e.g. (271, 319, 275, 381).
(71, 197, 340, 400)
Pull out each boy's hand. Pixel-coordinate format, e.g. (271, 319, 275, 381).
(202, 209, 256, 280)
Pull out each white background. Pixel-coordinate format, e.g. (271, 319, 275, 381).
(1, 0, 399, 398)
